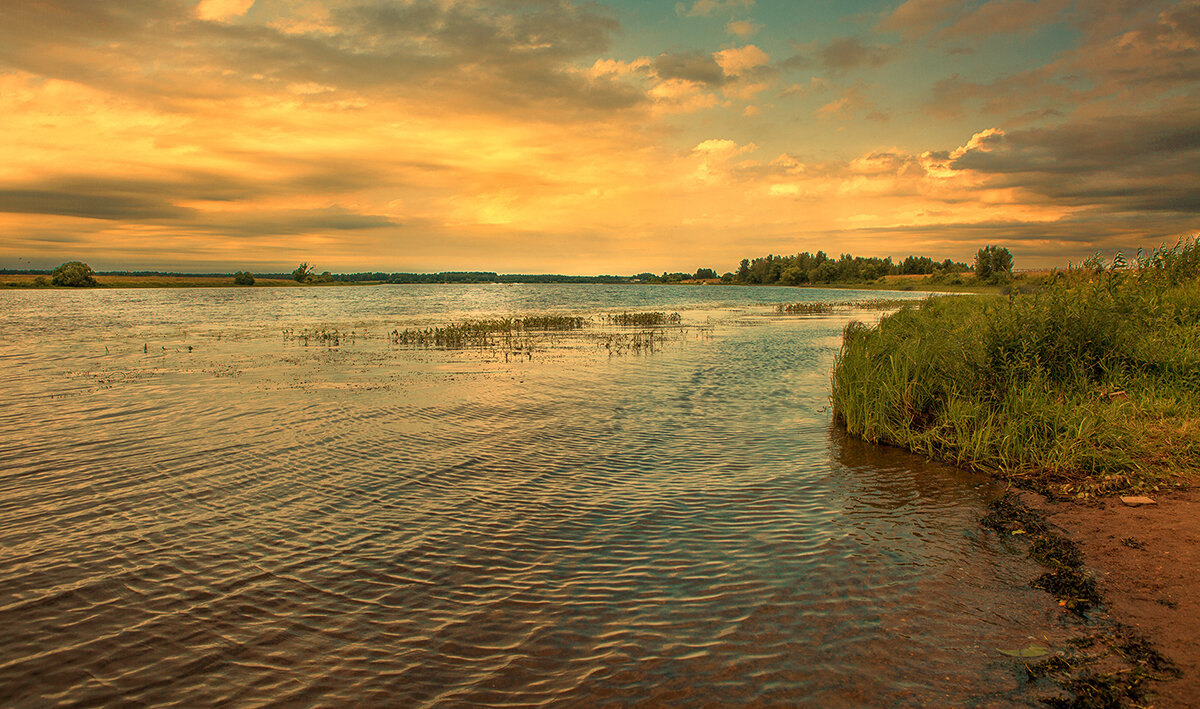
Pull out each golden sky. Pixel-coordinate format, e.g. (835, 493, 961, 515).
(2, 0, 1198, 274)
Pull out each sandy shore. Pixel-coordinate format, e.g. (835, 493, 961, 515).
(1029, 491, 1200, 707)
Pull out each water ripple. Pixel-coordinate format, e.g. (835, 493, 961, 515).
(0, 286, 1060, 707)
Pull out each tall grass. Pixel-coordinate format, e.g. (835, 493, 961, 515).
(831, 238, 1200, 496)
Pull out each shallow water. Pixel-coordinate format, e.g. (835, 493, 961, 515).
(1, 285, 1068, 706)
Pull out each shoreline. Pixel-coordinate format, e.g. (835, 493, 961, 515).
(0, 271, 1005, 294)
(1032, 489, 1200, 707)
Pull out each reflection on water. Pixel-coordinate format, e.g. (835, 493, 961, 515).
(0, 285, 1066, 706)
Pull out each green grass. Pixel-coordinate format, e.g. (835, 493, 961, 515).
(831, 239, 1200, 496)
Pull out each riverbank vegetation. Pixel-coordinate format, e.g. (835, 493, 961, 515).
(2, 246, 1006, 291)
(831, 239, 1200, 497)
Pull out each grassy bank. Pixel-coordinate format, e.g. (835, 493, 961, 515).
(831, 240, 1200, 497)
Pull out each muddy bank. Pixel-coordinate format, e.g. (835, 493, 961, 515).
(1026, 490, 1200, 707)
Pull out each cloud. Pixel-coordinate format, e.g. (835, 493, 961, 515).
(677, 0, 755, 18)
(818, 37, 892, 71)
(195, 0, 256, 22)
(816, 85, 877, 120)
(0, 0, 640, 118)
(876, 0, 1072, 41)
(653, 51, 726, 85)
(875, 0, 961, 39)
(0, 189, 195, 221)
(938, 0, 1071, 39)
(714, 45, 770, 75)
(726, 20, 761, 38)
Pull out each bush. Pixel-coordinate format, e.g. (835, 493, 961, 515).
(233, 271, 255, 285)
(292, 262, 314, 282)
(51, 261, 97, 287)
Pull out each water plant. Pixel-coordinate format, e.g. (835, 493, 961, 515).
(775, 302, 835, 314)
(831, 238, 1200, 496)
(604, 311, 681, 326)
(773, 298, 920, 315)
(388, 314, 588, 350)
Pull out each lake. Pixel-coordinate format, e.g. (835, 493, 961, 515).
(0, 284, 1070, 706)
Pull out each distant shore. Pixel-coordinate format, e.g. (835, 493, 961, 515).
(0, 271, 1023, 294)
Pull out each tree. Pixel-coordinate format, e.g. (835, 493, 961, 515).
(974, 245, 1014, 283)
(736, 258, 751, 282)
(694, 267, 717, 280)
(233, 271, 255, 285)
(292, 262, 315, 282)
(779, 265, 807, 285)
(51, 261, 97, 287)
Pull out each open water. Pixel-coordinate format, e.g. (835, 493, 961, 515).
(0, 284, 1071, 706)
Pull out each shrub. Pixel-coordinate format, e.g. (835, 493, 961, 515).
(292, 262, 314, 282)
(51, 261, 97, 287)
(233, 271, 255, 285)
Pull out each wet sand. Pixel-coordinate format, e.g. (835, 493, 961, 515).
(1031, 490, 1200, 707)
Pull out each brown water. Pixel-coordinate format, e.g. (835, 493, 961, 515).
(0, 285, 1072, 706)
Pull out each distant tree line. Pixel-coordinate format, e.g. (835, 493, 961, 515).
(723, 251, 970, 285)
(7, 246, 1012, 289)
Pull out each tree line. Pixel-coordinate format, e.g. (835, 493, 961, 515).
(10, 245, 1013, 288)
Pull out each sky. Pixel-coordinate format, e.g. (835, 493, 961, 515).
(1, 0, 1198, 274)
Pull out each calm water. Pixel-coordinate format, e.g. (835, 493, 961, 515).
(0, 285, 1069, 707)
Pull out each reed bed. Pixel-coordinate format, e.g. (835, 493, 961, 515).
(775, 302, 835, 314)
(598, 330, 668, 354)
(774, 298, 921, 314)
(831, 239, 1200, 496)
(604, 312, 682, 326)
(389, 315, 586, 349)
(283, 327, 358, 346)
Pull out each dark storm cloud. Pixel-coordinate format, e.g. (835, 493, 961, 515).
(652, 51, 727, 85)
(951, 112, 1200, 215)
(0, 189, 195, 221)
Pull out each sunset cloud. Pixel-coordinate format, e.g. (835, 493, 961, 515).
(0, 0, 1196, 273)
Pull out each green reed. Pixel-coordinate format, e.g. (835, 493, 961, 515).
(774, 298, 920, 315)
(389, 314, 587, 350)
(775, 302, 835, 314)
(604, 312, 682, 326)
(831, 238, 1200, 496)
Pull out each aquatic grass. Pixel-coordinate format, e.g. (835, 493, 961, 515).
(283, 327, 357, 347)
(597, 330, 668, 355)
(604, 311, 681, 326)
(775, 302, 835, 314)
(832, 238, 1200, 496)
(773, 298, 921, 315)
(389, 314, 588, 350)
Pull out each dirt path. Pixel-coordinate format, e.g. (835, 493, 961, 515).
(1036, 491, 1200, 707)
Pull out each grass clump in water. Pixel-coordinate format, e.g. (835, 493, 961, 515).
(389, 314, 587, 349)
(831, 238, 1200, 496)
(773, 298, 920, 315)
(605, 311, 681, 326)
(775, 302, 835, 314)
